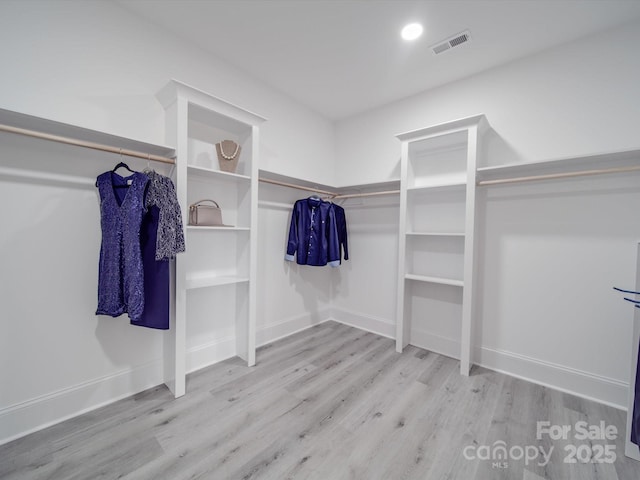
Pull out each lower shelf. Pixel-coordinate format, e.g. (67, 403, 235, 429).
(186, 273, 250, 290)
(405, 273, 464, 287)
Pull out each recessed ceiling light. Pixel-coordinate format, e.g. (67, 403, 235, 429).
(401, 23, 423, 41)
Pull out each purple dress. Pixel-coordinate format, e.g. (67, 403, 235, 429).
(132, 204, 169, 329)
(131, 171, 185, 330)
(95, 171, 148, 321)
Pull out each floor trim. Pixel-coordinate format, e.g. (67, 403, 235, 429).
(0, 358, 163, 446)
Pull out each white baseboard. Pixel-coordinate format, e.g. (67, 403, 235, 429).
(329, 306, 395, 339)
(0, 310, 333, 446)
(408, 329, 461, 360)
(476, 345, 628, 410)
(330, 307, 628, 409)
(257, 308, 332, 347)
(187, 309, 334, 374)
(186, 336, 237, 374)
(0, 359, 163, 446)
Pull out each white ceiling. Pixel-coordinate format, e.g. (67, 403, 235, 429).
(117, 0, 640, 120)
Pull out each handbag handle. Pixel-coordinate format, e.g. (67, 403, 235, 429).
(190, 199, 220, 209)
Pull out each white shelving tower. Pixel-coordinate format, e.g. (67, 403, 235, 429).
(157, 80, 266, 397)
(396, 115, 489, 376)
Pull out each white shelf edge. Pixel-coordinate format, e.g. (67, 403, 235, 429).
(477, 148, 640, 176)
(404, 274, 464, 287)
(157, 79, 267, 126)
(395, 114, 488, 142)
(407, 181, 466, 192)
(186, 225, 250, 231)
(0, 107, 176, 158)
(187, 164, 251, 182)
(185, 274, 250, 290)
(258, 168, 400, 195)
(406, 231, 465, 237)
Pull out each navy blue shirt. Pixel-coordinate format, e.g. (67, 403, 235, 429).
(285, 197, 340, 267)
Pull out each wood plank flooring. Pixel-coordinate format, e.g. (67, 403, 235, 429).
(2, 321, 640, 479)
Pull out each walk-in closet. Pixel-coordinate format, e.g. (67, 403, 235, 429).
(2, 1, 640, 479)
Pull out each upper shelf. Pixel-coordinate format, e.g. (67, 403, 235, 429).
(258, 168, 400, 197)
(396, 114, 489, 142)
(0, 107, 175, 159)
(477, 148, 640, 184)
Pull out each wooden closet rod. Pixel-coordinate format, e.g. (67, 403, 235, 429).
(329, 190, 400, 200)
(258, 177, 337, 196)
(476, 164, 640, 186)
(259, 176, 401, 200)
(0, 123, 176, 165)
(260, 163, 640, 196)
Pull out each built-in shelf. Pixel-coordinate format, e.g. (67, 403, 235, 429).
(187, 164, 251, 183)
(0, 108, 175, 159)
(406, 231, 465, 237)
(258, 168, 401, 197)
(476, 148, 640, 183)
(186, 225, 250, 232)
(157, 78, 265, 398)
(407, 182, 466, 193)
(404, 273, 464, 287)
(397, 114, 489, 377)
(186, 274, 250, 290)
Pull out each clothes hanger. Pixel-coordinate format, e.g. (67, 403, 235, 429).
(143, 153, 155, 175)
(112, 161, 135, 175)
(95, 150, 135, 187)
(111, 150, 137, 188)
(111, 149, 136, 175)
(614, 286, 640, 295)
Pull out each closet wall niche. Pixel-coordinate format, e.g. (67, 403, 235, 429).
(157, 80, 266, 397)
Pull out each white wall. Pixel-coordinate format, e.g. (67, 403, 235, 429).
(0, 0, 333, 444)
(330, 195, 399, 339)
(333, 20, 640, 407)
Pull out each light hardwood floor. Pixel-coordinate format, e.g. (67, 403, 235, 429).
(2, 321, 640, 479)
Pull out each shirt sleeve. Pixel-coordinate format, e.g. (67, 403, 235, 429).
(326, 205, 340, 267)
(336, 205, 348, 261)
(285, 201, 299, 262)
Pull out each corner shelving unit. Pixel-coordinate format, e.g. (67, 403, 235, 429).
(396, 114, 490, 376)
(157, 80, 266, 397)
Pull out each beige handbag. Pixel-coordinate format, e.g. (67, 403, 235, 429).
(188, 199, 230, 227)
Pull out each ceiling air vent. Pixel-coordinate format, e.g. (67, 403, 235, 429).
(431, 30, 471, 55)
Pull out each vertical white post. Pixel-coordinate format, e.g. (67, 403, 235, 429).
(396, 140, 409, 352)
(163, 97, 188, 398)
(460, 125, 478, 376)
(246, 126, 259, 367)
